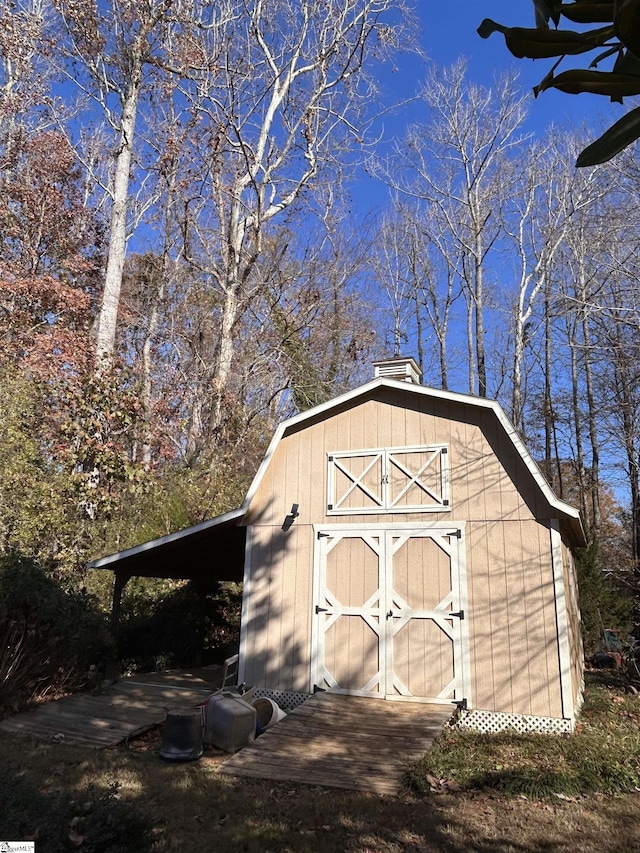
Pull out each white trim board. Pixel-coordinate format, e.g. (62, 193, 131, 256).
(237, 525, 254, 686)
(551, 520, 575, 722)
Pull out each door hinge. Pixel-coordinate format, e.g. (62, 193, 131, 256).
(317, 531, 331, 539)
(313, 684, 326, 693)
(454, 698, 468, 710)
(315, 605, 328, 614)
(451, 609, 465, 620)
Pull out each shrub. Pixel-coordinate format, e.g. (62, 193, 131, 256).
(0, 553, 110, 714)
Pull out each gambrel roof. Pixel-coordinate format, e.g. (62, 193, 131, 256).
(241, 378, 587, 546)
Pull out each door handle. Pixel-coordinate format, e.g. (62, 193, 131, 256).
(386, 609, 393, 619)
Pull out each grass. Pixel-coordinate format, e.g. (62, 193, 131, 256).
(406, 673, 640, 800)
(0, 672, 639, 852)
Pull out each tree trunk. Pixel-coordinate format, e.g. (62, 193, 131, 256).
(94, 68, 142, 368)
(578, 266, 601, 537)
(569, 320, 588, 528)
(512, 303, 525, 432)
(141, 165, 175, 469)
(209, 284, 240, 439)
(465, 286, 476, 396)
(475, 249, 487, 397)
(543, 281, 553, 476)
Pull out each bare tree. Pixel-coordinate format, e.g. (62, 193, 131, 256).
(380, 60, 529, 396)
(51, 0, 207, 368)
(504, 137, 604, 434)
(591, 227, 640, 575)
(372, 199, 460, 389)
(176, 0, 416, 442)
(370, 206, 416, 360)
(248, 204, 376, 416)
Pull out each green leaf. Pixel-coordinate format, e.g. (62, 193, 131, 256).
(478, 21, 615, 59)
(614, 0, 640, 59)
(558, 2, 615, 24)
(576, 104, 640, 165)
(533, 0, 556, 27)
(536, 69, 640, 98)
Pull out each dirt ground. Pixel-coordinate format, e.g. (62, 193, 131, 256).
(2, 726, 640, 852)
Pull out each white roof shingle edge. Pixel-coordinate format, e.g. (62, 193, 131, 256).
(87, 507, 245, 569)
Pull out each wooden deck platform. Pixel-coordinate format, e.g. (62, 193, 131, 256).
(1, 677, 452, 795)
(0, 669, 217, 748)
(220, 692, 453, 796)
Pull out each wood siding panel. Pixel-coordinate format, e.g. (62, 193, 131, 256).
(286, 525, 313, 692)
(372, 397, 391, 447)
(289, 423, 311, 532)
(503, 520, 531, 714)
(466, 522, 494, 710)
(485, 521, 513, 712)
(390, 397, 406, 452)
(247, 390, 552, 528)
(461, 415, 486, 519)
(540, 525, 563, 717)
(477, 413, 504, 521)
(404, 396, 422, 451)
(242, 525, 313, 692)
(253, 448, 277, 526)
(466, 520, 562, 717)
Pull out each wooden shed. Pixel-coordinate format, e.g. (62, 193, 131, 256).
(91, 358, 585, 733)
(236, 358, 586, 733)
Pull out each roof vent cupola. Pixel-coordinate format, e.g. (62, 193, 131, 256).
(372, 357, 422, 385)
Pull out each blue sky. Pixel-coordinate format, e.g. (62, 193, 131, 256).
(353, 0, 621, 211)
(382, 3, 616, 153)
(413, 0, 613, 129)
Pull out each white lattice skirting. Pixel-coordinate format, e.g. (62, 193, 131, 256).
(250, 692, 578, 733)
(457, 708, 574, 735)
(252, 689, 310, 712)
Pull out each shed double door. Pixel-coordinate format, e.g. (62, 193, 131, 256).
(312, 525, 469, 704)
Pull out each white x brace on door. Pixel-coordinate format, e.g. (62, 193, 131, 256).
(311, 524, 470, 705)
(327, 446, 450, 514)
